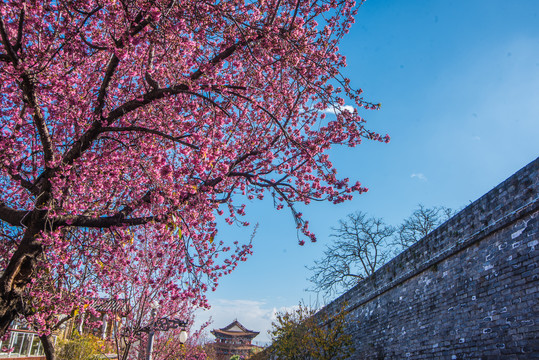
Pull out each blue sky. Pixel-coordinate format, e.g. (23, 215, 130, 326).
(196, 0, 539, 344)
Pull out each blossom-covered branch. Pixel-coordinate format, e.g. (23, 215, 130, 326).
(0, 0, 387, 343)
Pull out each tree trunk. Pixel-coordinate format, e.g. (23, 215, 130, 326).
(0, 224, 44, 336)
(40, 333, 56, 360)
(0, 302, 21, 336)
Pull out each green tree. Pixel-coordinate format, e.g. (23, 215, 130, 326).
(269, 303, 353, 360)
(57, 333, 104, 360)
(248, 347, 272, 360)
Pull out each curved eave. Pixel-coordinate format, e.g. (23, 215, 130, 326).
(211, 329, 260, 338)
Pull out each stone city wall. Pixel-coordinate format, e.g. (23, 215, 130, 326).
(323, 157, 538, 359)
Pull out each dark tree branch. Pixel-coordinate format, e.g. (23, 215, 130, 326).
(0, 17, 19, 64)
(79, 35, 108, 50)
(227, 90, 295, 144)
(94, 54, 121, 116)
(5, 165, 36, 194)
(92, 5, 152, 117)
(31, 6, 103, 76)
(20, 74, 55, 167)
(228, 150, 261, 169)
(104, 84, 190, 121)
(56, 190, 154, 228)
(56, 214, 157, 228)
(190, 34, 261, 81)
(288, 0, 301, 31)
(1, 12, 54, 172)
(0, 203, 28, 227)
(188, 91, 232, 117)
(14, 6, 25, 52)
(55, 34, 260, 180)
(99, 126, 199, 149)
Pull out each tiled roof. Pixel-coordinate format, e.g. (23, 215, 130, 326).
(211, 320, 259, 338)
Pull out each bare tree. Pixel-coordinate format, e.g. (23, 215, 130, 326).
(307, 212, 394, 298)
(395, 204, 454, 250)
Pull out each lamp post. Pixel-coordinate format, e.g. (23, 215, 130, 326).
(136, 316, 188, 360)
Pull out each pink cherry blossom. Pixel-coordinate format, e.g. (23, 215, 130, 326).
(0, 0, 387, 342)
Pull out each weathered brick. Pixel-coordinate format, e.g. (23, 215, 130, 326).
(318, 158, 539, 359)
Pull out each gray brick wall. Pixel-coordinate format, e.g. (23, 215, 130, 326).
(323, 157, 539, 359)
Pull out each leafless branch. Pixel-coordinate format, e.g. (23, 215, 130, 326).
(395, 204, 454, 250)
(307, 212, 394, 298)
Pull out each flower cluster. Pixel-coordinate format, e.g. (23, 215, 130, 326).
(0, 0, 387, 336)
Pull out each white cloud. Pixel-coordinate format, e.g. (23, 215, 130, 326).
(411, 173, 427, 181)
(472, 135, 481, 141)
(321, 105, 356, 114)
(194, 299, 298, 345)
(270, 304, 300, 322)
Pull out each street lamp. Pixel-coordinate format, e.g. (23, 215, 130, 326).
(179, 329, 188, 344)
(136, 316, 188, 360)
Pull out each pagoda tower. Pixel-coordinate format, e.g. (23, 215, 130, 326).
(211, 320, 260, 359)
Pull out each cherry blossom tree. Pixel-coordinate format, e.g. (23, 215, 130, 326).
(22, 226, 237, 360)
(0, 0, 388, 335)
(101, 227, 217, 360)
